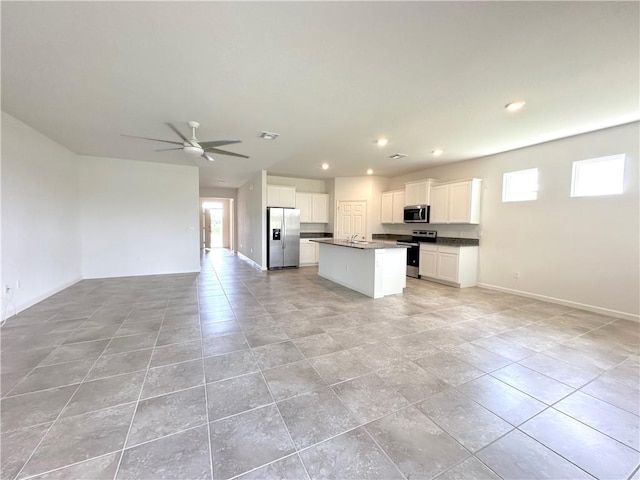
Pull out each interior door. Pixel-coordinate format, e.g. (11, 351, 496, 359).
(203, 209, 212, 249)
(337, 201, 367, 240)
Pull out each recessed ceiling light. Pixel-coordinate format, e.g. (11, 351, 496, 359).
(259, 131, 280, 140)
(366, 169, 373, 175)
(432, 149, 444, 156)
(321, 163, 329, 170)
(389, 153, 407, 160)
(377, 138, 388, 147)
(505, 101, 525, 112)
(217, 181, 224, 184)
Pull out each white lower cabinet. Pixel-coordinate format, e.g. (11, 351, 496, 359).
(419, 244, 478, 288)
(299, 239, 320, 265)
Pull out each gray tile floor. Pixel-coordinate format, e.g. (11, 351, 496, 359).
(1, 249, 639, 480)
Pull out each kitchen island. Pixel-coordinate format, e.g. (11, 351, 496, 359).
(311, 239, 408, 299)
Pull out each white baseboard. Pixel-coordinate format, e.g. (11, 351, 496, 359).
(6, 276, 83, 319)
(477, 283, 639, 322)
(237, 252, 266, 271)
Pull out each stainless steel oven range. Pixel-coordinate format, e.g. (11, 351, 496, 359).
(397, 230, 437, 278)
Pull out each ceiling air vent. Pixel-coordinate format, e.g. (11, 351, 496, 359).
(259, 131, 280, 140)
(389, 153, 407, 160)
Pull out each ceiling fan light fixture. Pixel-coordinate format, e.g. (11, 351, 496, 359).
(505, 101, 525, 112)
(259, 131, 280, 140)
(184, 144, 204, 156)
(389, 153, 407, 160)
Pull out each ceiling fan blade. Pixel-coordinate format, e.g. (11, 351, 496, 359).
(205, 147, 250, 159)
(121, 134, 182, 146)
(198, 140, 242, 149)
(155, 147, 183, 152)
(166, 123, 193, 145)
(202, 152, 215, 162)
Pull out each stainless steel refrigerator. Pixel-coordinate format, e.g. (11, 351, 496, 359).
(267, 207, 300, 269)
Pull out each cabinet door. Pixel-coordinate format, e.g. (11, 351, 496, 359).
(311, 194, 329, 223)
(380, 192, 393, 223)
(405, 181, 429, 205)
(280, 186, 296, 208)
(267, 185, 279, 207)
(299, 241, 316, 264)
(448, 181, 472, 223)
(419, 250, 437, 277)
(437, 253, 459, 283)
(429, 185, 449, 223)
(392, 191, 405, 223)
(296, 193, 312, 222)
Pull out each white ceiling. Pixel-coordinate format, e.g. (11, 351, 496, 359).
(2, 2, 638, 189)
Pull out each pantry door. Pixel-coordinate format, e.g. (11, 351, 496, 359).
(337, 201, 367, 240)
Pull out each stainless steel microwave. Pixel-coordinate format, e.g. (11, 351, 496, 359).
(404, 204, 430, 223)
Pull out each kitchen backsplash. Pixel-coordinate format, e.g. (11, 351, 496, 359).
(300, 223, 330, 233)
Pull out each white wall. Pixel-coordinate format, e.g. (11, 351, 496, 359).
(1, 112, 82, 314)
(79, 156, 200, 278)
(267, 175, 328, 194)
(237, 170, 266, 268)
(391, 123, 640, 319)
(200, 186, 237, 200)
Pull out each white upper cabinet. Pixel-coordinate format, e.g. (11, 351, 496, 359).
(268, 185, 296, 208)
(429, 179, 482, 224)
(311, 194, 329, 223)
(381, 192, 393, 224)
(429, 185, 449, 224)
(296, 192, 329, 223)
(380, 190, 405, 224)
(404, 180, 431, 206)
(296, 193, 312, 222)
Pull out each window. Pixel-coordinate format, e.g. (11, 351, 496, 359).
(571, 154, 625, 197)
(502, 168, 538, 202)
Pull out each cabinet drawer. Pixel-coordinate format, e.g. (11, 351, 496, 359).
(420, 244, 437, 253)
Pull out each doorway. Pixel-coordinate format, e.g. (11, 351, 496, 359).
(201, 198, 234, 250)
(336, 201, 367, 240)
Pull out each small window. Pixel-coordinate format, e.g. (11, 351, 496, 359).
(571, 154, 625, 197)
(502, 168, 538, 202)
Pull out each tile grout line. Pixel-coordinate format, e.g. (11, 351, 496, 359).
(218, 257, 314, 480)
(199, 255, 216, 480)
(111, 304, 167, 480)
(11, 325, 122, 479)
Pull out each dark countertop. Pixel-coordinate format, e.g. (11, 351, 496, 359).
(436, 237, 480, 247)
(300, 232, 333, 239)
(372, 234, 412, 242)
(372, 233, 479, 247)
(311, 239, 410, 250)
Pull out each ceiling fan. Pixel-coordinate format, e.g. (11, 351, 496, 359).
(123, 121, 249, 162)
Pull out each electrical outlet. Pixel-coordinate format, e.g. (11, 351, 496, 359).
(16, 280, 21, 289)
(514, 272, 520, 279)
(4, 284, 10, 293)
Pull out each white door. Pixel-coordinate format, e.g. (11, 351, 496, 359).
(337, 201, 367, 240)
